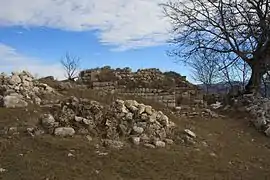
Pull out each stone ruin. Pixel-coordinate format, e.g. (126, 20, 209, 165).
(232, 95, 270, 136)
(79, 66, 204, 108)
(0, 71, 57, 108)
(33, 96, 178, 149)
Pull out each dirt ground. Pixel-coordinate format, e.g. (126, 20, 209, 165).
(1, 89, 270, 180)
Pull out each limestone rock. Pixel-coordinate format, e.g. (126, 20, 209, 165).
(154, 140, 166, 148)
(132, 126, 144, 134)
(54, 127, 75, 137)
(144, 143, 156, 149)
(184, 129, 196, 138)
(131, 137, 140, 145)
(145, 105, 152, 115)
(2, 94, 28, 108)
(9, 75, 21, 85)
(103, 139, 124, 149)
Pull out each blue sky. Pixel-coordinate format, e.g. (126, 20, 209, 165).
(0, 0, 193, 82)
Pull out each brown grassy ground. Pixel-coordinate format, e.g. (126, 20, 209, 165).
(0, 88, 270, 180)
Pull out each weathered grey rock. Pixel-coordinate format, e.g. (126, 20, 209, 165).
(149, 113, 157, 123)
(129, 105, 138, 113)
(3, 94, 28, 108)
(41, 114, 56, 126)
(82, 118, 92, 125)
(144, 143, 156, 149)
(184, 129, 196, 138)
(54, 127, 75, 137)
(159, 114, 169, 126)
(140, 113, 149, 121)
(103, 139, 124, 149)
(125, 113, 133, 120)
(132, 126, 144, 134)
(85, 135, 93, 141)
(145, 105, 153, 115)
(9, 75, 21, 85)
(265, 127, 270, 137)
(74, 116, 84, 122)
(137, 104, 146, 115)
(165, 138, 174, 145)
(253, 117, 267, 129)
(131, 137, 140, 145)
(77, 128, 89, 135)
(125, 100, 138, 109)
(204, 109, 219, 118)
(140, 134, 150, 143)
(154, 140, 166, 148)
(34, 97, 41, 105)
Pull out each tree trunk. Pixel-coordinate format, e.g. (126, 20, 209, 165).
(245, 63, 264, 95)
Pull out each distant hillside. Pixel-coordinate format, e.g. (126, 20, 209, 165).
(197, 81, 245, 94)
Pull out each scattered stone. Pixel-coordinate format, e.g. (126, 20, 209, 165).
(3, 94, 28, 108)
(103, 139, 124, 149)
(154, 140, 166, 148)
(184, 129, 196, 138)
(204, 109, 219, 118)
(86, 135, 93, 142)
(265, 127, 270, 137)
(0, 168, 7, 173)
(210, 152, 217, 158)
(37, 97, 176, 148)
(183, 135, 196, 145)
(41, 114, 56, 127)
(78, 128, 89, 135)
(75, 116, 84, 122)
(132, 126, 144, 134)
(67, 153, 74, 157)
(54, 127, 75, 137)
(164, 138, 174, 145)
(0, 71, 56, 108)
(210, 101, 222, 109)
(131, 137, 140, 145)
(145, 105, 153, 115)
(144, 143, 156, 149)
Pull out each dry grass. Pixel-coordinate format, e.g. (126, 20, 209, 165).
(1, 88, 270, 180)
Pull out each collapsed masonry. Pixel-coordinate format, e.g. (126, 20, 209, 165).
(0, 71, 57, 108)
(35, 96, 178, 149)
(79, 66, 204, 108)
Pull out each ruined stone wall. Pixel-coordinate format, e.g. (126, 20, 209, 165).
(79, 67, 203, 107)
(117, 88, 176, 108)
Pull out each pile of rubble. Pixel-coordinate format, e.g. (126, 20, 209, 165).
(0, 71, 56, 108)
(235, 95, 270, 136)
(173, 105, 219, 119)
(36, 97, 177, 148)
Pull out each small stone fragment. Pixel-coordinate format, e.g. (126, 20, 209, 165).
(184, 129, 196, 138)
(131, 137, 140, 145)
(144, 143, 156, 149)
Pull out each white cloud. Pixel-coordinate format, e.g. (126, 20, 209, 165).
(0, 0, 171, 50)
(0, 43, 66, 80)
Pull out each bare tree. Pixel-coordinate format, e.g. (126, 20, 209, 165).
(217, 56, 251, 90)
(60, 52, 80, 81)
(190, 52, 220, 93)
(162, 0, 270, 94)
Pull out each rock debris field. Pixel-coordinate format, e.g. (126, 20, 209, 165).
(1, 71, 270, 180)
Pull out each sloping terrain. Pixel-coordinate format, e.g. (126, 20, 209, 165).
(1, 85, 270, 180)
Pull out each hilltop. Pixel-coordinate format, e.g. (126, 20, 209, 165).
(0, 68, 270, 180)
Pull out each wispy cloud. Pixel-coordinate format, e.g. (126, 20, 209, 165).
(0, 0, 171, 50)
(0, 43, 65, 80)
